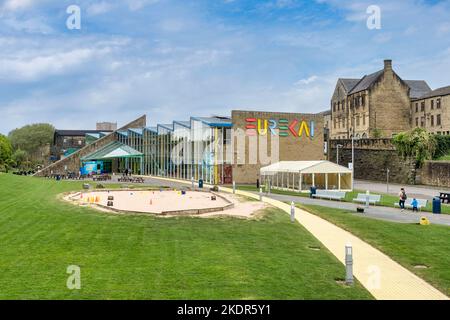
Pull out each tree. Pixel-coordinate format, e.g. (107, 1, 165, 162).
(392, 128, 436, 167)
(8, 123, 54, 161)
(12, 149, 29, 169)
(0, 135, 13, 172)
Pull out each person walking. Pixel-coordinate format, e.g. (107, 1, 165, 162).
(398, 188, 407, 212)
(411, 198, 419, 212)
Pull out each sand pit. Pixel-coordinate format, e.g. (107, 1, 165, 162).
(65, 189, 267, 218)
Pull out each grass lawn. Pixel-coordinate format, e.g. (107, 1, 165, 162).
(436, 154, 450, 161)
(236, 184, 450, 214)
(0, 173, 372, 300)
(299, 203, 450, 296)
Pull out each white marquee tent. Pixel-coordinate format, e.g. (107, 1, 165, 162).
(260, 161, 353, 192)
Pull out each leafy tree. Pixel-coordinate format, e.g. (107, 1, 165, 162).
(0, 134, 13, 166)
(433, 135, 450, 159)
(12, 149, 29, 169)
(8, 123, 54, 159)
(392, 128, 436, 167)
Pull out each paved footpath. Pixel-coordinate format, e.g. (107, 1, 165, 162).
(145, 176, 448, 300)
(258, 193, 450, 226)
(355, 180, 450, 200)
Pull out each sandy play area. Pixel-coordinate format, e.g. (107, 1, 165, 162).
(65, 189, 267, 218)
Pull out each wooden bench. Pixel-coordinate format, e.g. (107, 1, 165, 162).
(353, 194, 381, 205)
(394, 198, 428, 211)
(312, 190, 346, 201)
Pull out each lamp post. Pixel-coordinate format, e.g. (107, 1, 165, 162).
(336, 144, 343, 165)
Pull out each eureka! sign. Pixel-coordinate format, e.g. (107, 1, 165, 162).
(245, 118, 315, 138)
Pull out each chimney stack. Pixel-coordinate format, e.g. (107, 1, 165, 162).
(384, 59, 392, 71)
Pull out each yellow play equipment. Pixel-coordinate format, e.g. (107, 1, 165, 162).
(420, 217, 430, 225)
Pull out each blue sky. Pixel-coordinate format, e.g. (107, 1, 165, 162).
(1, 0, 450, 133)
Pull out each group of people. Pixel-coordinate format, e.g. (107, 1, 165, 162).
(398, 188, 419, 212)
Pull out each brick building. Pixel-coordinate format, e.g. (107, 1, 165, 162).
(330, 60, 436, 139)
(411, 86, 450, 135)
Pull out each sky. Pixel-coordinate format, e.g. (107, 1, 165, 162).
(1, 0, 450, 133)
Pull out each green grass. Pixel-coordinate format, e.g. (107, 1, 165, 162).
(236, 184, 450, 214)
(436, 154, 450, 161)
(0, 173, 372, 299)
(299, 203, 450, 296)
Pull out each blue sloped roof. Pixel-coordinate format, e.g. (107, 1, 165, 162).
(191, 116, 232, 128)
(129, 128, 143, 135)
(173, 120, 191, 128)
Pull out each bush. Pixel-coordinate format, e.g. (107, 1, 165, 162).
(392, 128, 436, 167)
(433, 135, 450, 159)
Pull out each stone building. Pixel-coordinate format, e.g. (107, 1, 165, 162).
(330, 60, 432, 139)
(411, 86, 450, 135)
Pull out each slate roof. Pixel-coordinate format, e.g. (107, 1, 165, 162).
(345, 69, 431, 99)
(339, 79, 360, 92)
(404, 80, 432, 99)
(348, 70, 384, 95)
(416, 85, 450, 100)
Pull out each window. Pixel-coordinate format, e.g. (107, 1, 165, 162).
(343, 118, 346, 128)
(361, 95, 365, 106)
(333, 102, 336, 112)
(415, 103, 418, 113)
(431, 115, 434, 127)
(338, 102, 340, 111)
(334, 118, 337, 129)
(437, 98, 441, 109)
(421, 102, 425, 112)
(437, 114, 441, 126)
(421, 117, 425, 127)
(431, 100, 434, 110)
(356, 115, 360, 126)
(415, 118, 419, 127)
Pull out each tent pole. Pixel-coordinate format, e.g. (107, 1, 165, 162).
(312, 173, 315, 188)
(299, 173, 302, 192)
(325, 173, 328, 190)
(338, 173, 341, 190)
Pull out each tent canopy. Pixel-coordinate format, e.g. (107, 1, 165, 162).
(260, 161, 352, 175)
(81, 141, 143, 161)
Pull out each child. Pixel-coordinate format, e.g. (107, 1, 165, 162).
(411, 198, 419, 212)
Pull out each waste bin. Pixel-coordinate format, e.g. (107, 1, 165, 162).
(310, 186, 317, 198)
(256, 179, 260, 189)
(198, 179, 204, 189)
(433, 197, 441, 214)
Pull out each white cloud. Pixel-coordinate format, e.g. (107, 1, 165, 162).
(2, 0, 34, 12)
(87, 1, 115, 16)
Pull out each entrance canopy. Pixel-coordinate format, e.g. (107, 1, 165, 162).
(81, 141, 143, 161)
(261, 161, 353, 192)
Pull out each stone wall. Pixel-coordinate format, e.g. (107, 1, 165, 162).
(419, 161, 450, 188)
(328, 138, 417, 184)
(35, 115, 147, 177)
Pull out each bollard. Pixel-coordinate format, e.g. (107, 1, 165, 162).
(259, 188, 263, 201)
(191, 176, 194, 188)
(232, 181, 236, 194)
(345, 243, 354, 285)
(290, 201, 295, 223)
